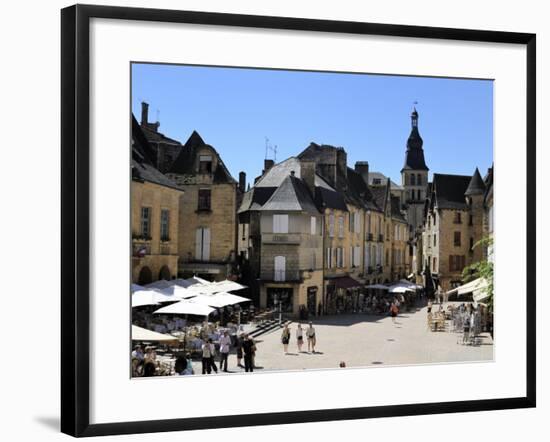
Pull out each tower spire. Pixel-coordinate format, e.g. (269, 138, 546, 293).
(401, 107, 428, 172)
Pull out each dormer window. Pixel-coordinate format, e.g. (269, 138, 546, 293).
(198, 154, 213, 173)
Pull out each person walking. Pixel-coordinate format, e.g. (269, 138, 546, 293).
(219, 330, 231, 372)
(201, 339, 213, 374)
(235, 333, 244, 368)
(281, 324, 291, 354)
(306, 322, 316, 353)
(462, 311, 471, 345)
(390, 301, 399, 323)
(207, 338, 218, 374)
(296, 323, 304, 353)
(242, 334, 255, 372)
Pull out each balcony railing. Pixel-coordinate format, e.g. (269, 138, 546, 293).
(160, 244, 172, 255)
(261, 233, 301, 245)
(366, 233, 374, 241)
(261, 269, 302, 282)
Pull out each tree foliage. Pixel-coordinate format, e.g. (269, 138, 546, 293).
(462, 236, 493, 312)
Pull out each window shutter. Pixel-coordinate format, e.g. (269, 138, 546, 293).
(342, 247, 345, 268)
(203, 228, 210, 261)
(274, 256, 285, 281)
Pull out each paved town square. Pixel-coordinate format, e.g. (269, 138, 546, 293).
(186, 303, 493, 375)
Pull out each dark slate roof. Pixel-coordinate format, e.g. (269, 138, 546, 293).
(254, 157, 333, 189)
(260, 175, 320, 214)
(314, 187, 348, 212)
(432, 173, 471, 209)
(346, 167, 378, 211)
(464, 168, 486, 196)
(168, 131, 236, 184)
(131, 116, 182, 191)
(298, 143, 381, 211)
(369, 185, 388, 213)
(141, 125, 182, 145)
(238, 186, 277, 213)
(390, 195, 407, 223)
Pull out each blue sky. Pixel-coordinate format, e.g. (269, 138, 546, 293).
(132, 63, 493, 186)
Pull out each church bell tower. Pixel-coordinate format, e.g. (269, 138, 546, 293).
(401, 107, 429, 234)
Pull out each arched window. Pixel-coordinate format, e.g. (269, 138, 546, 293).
(410, 174, 416, 186)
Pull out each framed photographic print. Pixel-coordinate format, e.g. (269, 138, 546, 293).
(61, 4, 536, 437)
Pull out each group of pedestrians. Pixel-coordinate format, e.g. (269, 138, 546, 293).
(281, 322, 317, 354)
(199, 331, 258, 374)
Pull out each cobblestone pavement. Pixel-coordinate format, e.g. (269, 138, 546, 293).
(192, 304, 493, 374)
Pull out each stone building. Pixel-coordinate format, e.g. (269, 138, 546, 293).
(483, 167, 494, 261)
(297, 143, 377, 313)
(369, 179, 410, 283)
(165, 131, 239, 281)
(421, 169, 487, 292)
(131, 116, 184, 285)
(238, 157, 326, 316)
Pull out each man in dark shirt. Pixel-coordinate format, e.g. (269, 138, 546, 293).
(241, 334, 255, 372)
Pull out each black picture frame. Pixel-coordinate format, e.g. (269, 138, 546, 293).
(61, 4, 536, 437)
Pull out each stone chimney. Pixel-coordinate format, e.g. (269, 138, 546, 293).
(238, 171, 246, 193)
(141, 102, 149, 126)
(355, 161, 369, 184)
(336, 147, 348, 178)
(300, 159, 316, 196)
(140, 101, 160, 132)
(264, 159, 274, 173)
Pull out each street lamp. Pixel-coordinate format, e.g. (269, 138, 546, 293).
(273, 293, 283, 326)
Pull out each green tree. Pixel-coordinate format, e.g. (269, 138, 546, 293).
(462, 236, 493, 312)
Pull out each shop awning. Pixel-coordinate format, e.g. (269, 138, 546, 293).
(332, 276, 362, 289)
(446, 277, 489, 301)
(131, 325, 178, 342)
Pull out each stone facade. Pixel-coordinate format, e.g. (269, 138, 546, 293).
(167, 152, 238, 281)
(421, 171, 487, 292)
(257, 211, 324, 316)
(131, 180, 182, 284)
